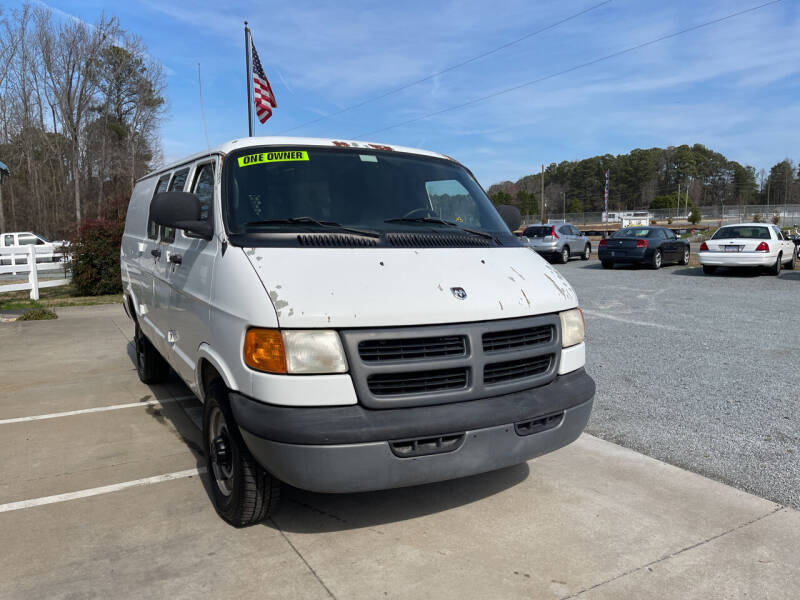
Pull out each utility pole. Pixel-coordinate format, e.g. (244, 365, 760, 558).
(677, 183, 680, 221)
(540, 164, 545, 224)
(562, 191, 565, 220)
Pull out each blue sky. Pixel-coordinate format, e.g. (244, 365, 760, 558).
(17, 0, 800, 186)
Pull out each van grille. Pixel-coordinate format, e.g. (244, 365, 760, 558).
(484, 355, 553, 385)
(359, 336, 466, 362)
(482, 325, 553, 353)
(368, 368, 469, 396)
(340, 315, 561, 408)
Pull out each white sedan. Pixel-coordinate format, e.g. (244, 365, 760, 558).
(699, 223, 796, 275)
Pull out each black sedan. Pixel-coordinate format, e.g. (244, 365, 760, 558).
(598, 226, 690, 269)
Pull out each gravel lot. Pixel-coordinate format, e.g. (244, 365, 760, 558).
(556, 258, 800, 510)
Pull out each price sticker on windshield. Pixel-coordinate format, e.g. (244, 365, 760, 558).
(237, 151, 309, 167)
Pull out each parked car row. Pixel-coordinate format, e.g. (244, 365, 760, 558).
(598, 226, 689, 269)
(519, 221, 797, 276)
(698, 223, 796, 276)
(520, 223, 592, 263)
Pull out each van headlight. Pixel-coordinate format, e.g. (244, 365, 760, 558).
(244, 329, 348, 374)
(559, 308, 585, 348)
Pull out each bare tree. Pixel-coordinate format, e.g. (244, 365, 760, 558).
(37, 9, 119, 228)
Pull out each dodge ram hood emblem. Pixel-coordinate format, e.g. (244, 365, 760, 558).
(451, 287, 467, 300)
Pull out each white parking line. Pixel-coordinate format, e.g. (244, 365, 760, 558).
(0, 395, 196, 425)
(0, 468, 206, 513)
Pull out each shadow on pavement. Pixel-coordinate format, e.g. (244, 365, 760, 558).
(269, 462, 530, 534)
(671, 267, 763, 278)
(125, 339, 529, 532)
(124, 340, 217, 504)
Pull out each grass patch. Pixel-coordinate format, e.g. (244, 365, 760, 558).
(0, 284, 120, 311)
(17, 307, 58, 321)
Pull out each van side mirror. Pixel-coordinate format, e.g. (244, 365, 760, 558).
(151, 192, 213, 240)
(495, 205, 522, 232)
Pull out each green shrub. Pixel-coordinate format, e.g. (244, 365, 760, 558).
(752, 213, 762, 223)
(18, 307, 57, 320)
(688, 206, 702, 224)
(771, 214, 780, 225)
(71, 218, 125, 296)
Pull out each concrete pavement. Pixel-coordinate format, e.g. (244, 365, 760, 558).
(0, 304, 797, 599)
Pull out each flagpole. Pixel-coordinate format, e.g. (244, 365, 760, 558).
(244, 21, 253, 137)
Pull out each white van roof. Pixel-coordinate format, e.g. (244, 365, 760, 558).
(141, 136, 454, 182)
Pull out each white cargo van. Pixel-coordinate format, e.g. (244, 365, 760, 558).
(121, 137, 594, 526)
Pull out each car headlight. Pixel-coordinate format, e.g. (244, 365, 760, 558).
(244, 328, 348, 374)
(559, 308, 585, 348)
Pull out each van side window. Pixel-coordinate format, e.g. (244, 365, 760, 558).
(4, 234, 14, 246)
(163, 167, 190, 243)
(148, 174, 171, 240)
(192, 163, 215, 222)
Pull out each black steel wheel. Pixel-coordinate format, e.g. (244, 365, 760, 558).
(134, 322, 170, 384)
(203, 381, 280, 527)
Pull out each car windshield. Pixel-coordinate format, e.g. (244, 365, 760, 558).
(224, 147, 509, 236)
(613, 228, 656, 238)
(712, 226, 770, 240)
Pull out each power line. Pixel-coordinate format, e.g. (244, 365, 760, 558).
(356, 0, 782, 138)
(276, 0, 613, 134)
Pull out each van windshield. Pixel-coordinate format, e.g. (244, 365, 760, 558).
(223, 147, 509, 239)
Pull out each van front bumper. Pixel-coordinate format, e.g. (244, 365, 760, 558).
(230, 368, 594, 493)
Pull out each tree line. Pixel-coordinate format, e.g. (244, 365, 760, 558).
(0, 3, 165, 238)
(487, 144, 799, 218)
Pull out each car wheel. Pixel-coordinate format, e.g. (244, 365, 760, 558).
(702, 265, 716, 275)
(680, 247, 690, 266)
(134, 322, 170, 384)
(769, 253, 782, 276)
(650, 249, 662, 270)
(581, 244, 591, 260)
(203, 380, 281, 527)
(559, 247, 570, 264)
(786, 249, 797, 270)
(601, 260, 613, 269)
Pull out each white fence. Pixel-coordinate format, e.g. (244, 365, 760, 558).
(0, 246, 71, 299)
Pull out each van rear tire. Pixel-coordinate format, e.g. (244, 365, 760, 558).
(203, 381, 280, 527)
(134, 323, 170, 384)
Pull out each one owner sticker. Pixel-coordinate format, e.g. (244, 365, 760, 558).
(237, 150, 309, 167)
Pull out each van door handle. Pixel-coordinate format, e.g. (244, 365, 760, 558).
(169, 253, 183, 264)
(150, 249, 161, 258)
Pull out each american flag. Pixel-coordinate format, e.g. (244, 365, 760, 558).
(250, 36, 277, 124)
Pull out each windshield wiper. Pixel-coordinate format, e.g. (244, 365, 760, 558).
(242, 217, 380, 238)
(384, 216, 498, 243)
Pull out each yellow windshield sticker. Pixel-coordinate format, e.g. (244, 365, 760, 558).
(237, 150, 309, 167)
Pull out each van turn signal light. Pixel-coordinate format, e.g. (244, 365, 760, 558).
(244, 328, 287, 373)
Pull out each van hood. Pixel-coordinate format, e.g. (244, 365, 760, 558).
(243, 247, 579, 328)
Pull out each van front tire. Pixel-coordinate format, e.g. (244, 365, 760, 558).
(203, 381, 280, 527)
(134, 323, 170, 384)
